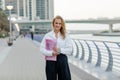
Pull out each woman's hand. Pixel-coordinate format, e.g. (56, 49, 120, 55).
(52, 46, 60, 56)
(53, 47, 60, 53)
(52, 51, 58, 56)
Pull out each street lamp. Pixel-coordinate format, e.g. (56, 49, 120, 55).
(6, 5, 13, 46)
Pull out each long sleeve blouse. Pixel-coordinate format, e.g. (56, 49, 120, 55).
(40, 31, 73, 56)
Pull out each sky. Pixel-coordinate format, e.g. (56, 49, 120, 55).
(54, 0, 120, 20)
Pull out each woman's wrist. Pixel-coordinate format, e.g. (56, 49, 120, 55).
(58, 48, 61, 53)
(52, 51, 57, 56)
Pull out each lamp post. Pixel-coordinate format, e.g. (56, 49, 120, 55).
(6, 5, 13, 46)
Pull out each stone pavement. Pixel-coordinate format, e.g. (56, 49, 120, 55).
(0, 37, 100, 80)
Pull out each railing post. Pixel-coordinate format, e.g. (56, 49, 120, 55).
(71, 40, 75, 56)
(117, 43, 120, 48)
(78, 40, 85, 60)
(71, 42, 74, 56)
(74, 40, 79, 58)
(103, 42, 113, 71)
(85, 41, 92, 63)
(93, 41, 101, 67)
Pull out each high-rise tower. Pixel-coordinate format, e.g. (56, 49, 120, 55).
(4, 0, 54, 20)
(3, 0, 54, 34)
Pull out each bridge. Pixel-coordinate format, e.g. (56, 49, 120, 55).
(14, 19, 120, 33)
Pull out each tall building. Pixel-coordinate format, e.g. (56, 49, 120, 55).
(0, 0, 4, 9)
(0, 0, 1, 8)
(4, 0, 54, 20)
(3, 0, 54, 34)
(36, 0, 54, 20)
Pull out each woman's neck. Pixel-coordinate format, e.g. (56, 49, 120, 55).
(54, 30, 60, 33)
(54, 30, 59, 38)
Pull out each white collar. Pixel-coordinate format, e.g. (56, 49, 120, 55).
(51, 30, 61, 38)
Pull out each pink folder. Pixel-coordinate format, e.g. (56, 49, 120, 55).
(45, 39, 57, 61)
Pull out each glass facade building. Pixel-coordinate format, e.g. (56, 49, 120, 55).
(3, 0, 54, 34)
(4, 0, 54, 20)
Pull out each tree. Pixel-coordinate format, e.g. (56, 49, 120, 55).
(0, 8, 9, 32)
(0, 2, 9, 38)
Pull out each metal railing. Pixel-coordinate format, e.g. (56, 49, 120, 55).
(71, 39, 120, 74)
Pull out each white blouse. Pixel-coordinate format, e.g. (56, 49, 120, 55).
(40, 31, 73, 56)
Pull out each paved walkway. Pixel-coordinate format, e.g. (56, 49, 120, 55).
(0, 37, 100, 80)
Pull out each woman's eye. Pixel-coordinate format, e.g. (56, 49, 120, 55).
(55, 22, 61, 25)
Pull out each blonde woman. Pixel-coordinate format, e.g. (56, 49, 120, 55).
(40, 15, 72, 80)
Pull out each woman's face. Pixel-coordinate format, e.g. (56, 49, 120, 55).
(53, 19, 62, 32)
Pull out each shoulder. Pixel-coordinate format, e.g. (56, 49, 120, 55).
(44, 31, 53, 38)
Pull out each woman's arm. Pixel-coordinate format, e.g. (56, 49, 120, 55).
(40, 35, 53, 56)
(60, 34, 73, 55)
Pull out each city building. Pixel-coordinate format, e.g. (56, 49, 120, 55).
(3, 0, 54, 34)
(0, 0, 4, 9)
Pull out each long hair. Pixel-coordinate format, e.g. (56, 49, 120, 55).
(52, 15, 66, 39)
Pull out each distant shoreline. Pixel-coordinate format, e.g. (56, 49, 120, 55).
(68, 30, 120, 36)
(68, 30, 102, 34)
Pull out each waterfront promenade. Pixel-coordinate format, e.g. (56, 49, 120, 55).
(0, 37, 100, 80)
(0, 36, 119, 80)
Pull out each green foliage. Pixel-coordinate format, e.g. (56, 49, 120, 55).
(0, 30, 9, 38)
(0, 7, 9, 32)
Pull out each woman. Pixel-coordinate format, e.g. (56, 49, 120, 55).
(40, 15, 72, 80)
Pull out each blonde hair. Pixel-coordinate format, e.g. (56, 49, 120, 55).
(52, 15, 66, 39)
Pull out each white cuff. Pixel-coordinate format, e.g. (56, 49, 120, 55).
(58, 48, 61, 54)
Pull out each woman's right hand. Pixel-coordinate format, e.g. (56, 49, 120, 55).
(52, 51, 58, 56)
